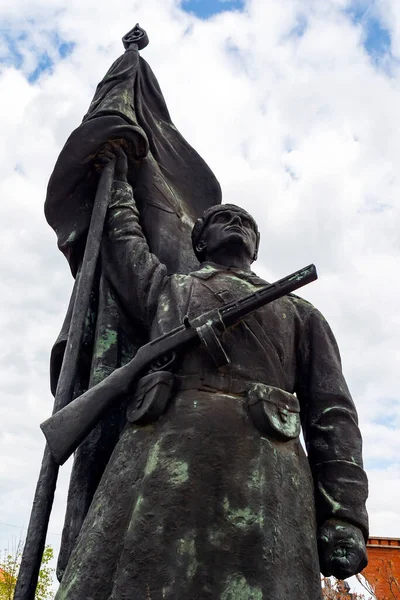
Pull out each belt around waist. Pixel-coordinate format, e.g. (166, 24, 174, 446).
(175, 373, 253, 395)
(175, 375, 301, 442)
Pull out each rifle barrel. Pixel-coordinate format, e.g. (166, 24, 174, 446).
(221, 264, 317, 328)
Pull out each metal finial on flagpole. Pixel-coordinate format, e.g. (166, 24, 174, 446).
(122, 24, 149, 50)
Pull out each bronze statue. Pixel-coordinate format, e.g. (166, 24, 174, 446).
(15, 26, 368, 600)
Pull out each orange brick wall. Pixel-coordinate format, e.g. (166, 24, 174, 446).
(362, 537, 400, 599)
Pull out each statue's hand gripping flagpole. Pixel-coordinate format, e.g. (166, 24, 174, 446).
(14, 158, 116, 600)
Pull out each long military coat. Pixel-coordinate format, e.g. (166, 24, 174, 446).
(55, 183, 368, 600)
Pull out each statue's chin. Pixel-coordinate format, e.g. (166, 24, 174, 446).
(216, 232, 248, 251)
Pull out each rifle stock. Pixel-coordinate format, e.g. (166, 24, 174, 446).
(41, 325, 197, 465)
(41, 264, 317, 467)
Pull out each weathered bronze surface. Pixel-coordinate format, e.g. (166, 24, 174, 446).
(20, 25, 369, 600)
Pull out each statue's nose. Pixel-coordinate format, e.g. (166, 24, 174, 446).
(231, 214, 241, 225)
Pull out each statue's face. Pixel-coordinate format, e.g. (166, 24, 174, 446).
(200, 208, 258, 261)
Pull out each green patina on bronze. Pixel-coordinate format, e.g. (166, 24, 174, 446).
(66, 230, 76, 243)
(220, 575, 262, 600)
(176, 533, 198, 580)
(223, 496, 264, 529)
(208, 527, 225, 547)
(95, 327, 118, 359)
(167, 459, 189, 485)
(247, 451, 267, 493)
(144, 439, 163, 476)
(127, 493, 144, 533)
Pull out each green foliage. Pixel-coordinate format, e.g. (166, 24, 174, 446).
(0, 542, 20, 600)
(35, 546, 54, 600)
(0, 541, 54, 600)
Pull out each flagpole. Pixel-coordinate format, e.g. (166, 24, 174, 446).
(14, 158, 116, 600)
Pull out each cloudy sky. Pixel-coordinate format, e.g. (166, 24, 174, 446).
(1, 0, 399, 591)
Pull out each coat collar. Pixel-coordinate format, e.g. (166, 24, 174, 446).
(190, 262, 267, 286)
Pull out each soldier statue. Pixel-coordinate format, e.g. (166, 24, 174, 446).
(15, 26, 368, 600)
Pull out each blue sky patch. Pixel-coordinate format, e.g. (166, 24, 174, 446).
(347, 2, 391, 62)
(0, 30, 25, 70)
(0, 28, 75, 83)
(365, 457, 395, 471)
(28, 51, 53, 83)
(59, 40, 75, 59)
(289, 14, 308, 39)
(372, 412, 399, 430)
(182, 0, 244, 19)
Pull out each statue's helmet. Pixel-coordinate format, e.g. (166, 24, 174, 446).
(191, 203, 260, 263)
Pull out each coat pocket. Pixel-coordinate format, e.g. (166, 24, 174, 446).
(126, 371, 175, 425)
(247, 383, 300, 441)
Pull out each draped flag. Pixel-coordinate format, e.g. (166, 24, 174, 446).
(46, 41, 221, 276)
(45, 30, 221, 579)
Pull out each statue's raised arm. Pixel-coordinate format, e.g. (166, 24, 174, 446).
(100, 145, 168, 329)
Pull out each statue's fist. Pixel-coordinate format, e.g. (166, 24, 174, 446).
(113, 146, 128, 182)
(96, 145, 128, 183)
(318, 519, 367, 579)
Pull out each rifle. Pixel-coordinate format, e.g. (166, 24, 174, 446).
(41, 263, 317, 467)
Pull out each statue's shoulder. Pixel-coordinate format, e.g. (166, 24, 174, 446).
(285, 293, 316, 318)
(243, 268, 316, 317)
(168, 268, 219, 293)
(187, 264, 220, 281)
(286, 294, 332, 331)
(169, 265, 216, 281)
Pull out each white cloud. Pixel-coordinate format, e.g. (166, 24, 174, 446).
(0, 0, 399, 588)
